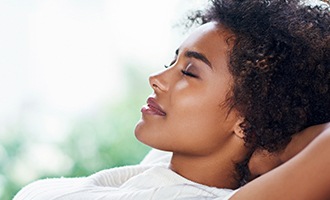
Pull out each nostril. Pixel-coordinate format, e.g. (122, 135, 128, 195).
(149, 73, 167, 92)
(152, 83, 158, 89)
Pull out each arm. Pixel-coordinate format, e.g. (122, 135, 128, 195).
(248, 123, 330, 180)
(231, 123, 330, 200)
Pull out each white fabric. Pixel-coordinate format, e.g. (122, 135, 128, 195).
(140, 149, 172, 165)
(14, 164, 237, 200)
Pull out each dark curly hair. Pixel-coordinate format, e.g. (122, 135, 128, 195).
(189, 0, 330, 185)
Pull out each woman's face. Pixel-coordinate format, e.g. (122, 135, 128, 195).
(135, 22, 242, 156)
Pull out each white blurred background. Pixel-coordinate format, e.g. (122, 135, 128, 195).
(0, 0, 207, 199)
(0, 0, 206, 138)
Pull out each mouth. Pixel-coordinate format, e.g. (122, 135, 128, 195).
(141, 97, 166, 116)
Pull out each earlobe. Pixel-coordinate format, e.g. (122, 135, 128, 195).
(233, 118, 245, 139)
(234, 127, 244, 139)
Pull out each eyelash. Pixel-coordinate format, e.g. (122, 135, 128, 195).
(164, 59, 198, 78)
(164, 59, 176, 69)
(181, 70, 198, 78)
(164, 65, 197, 78)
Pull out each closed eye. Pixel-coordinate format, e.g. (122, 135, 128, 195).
(181, 70, 198, 78)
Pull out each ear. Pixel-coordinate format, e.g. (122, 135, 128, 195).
(233, 117, 245, 139)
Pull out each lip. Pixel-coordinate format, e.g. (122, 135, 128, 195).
(141, 97, 166, 116)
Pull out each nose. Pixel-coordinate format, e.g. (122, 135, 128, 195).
(149, 69, 169, 93)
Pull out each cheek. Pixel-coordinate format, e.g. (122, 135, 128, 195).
(174, 79, 189, 91)
(170, 86, 225, 121)
(171, 109, 226, 133)
(169, 85, 234, 129)
(169, 96, 229, 134)
(165, 110, 233, 155)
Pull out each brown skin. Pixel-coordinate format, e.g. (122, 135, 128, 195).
(232, 123, 330, 200)
(248, 123, 330, 181)
(135, 22, 249, 189)
(136, 21, 330, 197)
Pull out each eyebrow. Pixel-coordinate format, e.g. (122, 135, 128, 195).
(175, 49, 212, 69)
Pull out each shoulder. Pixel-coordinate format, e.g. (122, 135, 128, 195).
(13, 164, 151, 200)
(13, 177, 85, 200)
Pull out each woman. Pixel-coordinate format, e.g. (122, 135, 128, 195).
(14, 0, 330, 199)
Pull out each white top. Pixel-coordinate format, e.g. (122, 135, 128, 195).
(14, 149, 239, 200)
(14, 164, 237, 200)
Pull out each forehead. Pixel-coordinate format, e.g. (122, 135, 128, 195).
(179, 22, 234, 72)
(180, 22, 233, 52)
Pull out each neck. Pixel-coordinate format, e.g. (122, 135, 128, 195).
(169, 142, 249, 189)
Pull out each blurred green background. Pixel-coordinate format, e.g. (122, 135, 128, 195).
(0, 64, 152, 199)
(0, 0, 208, 199)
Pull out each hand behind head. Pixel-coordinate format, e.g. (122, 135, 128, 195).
(248, 122, 330, 181)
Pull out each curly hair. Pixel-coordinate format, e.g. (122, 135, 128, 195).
(190, 0, 330, 184)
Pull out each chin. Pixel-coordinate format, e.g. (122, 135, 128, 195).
(134, 120, 151, 145)
(134, 120, 144, 139)
(134, 124, 162, 150)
